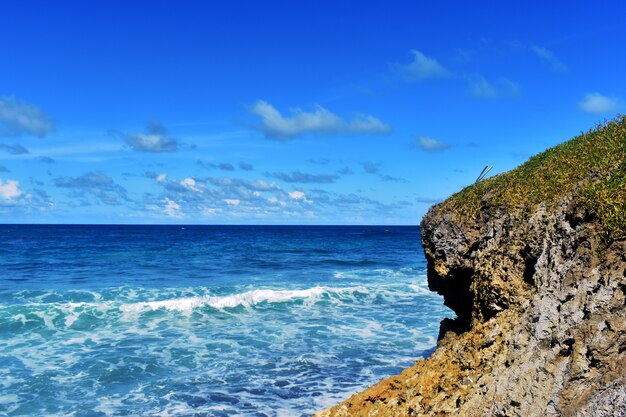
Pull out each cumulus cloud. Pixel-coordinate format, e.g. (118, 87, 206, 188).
(113, 122, 179, 153)
(578, 93, 619, 115)
(414, 136, 451, 152)
(267, 195, 287, 207)
(0, 96, 55, 137)
(142, 170, 417, 221)
(208, 177, 279, 192)
(531, 46, 567, 72)
(393, 50, 450, 81)
(54, 172, 130, 205)
(146, 171, 168, 183)
(268, 170, 339, 184)
(0, 143, 29, 155)
(164, 198, 182, 218)
(146, 173, 317, 220)
(250, 100, 391, 140)
(468, 75, 519, 99)
(0, 178, 22, 202)
(288, 190, 306, 200)
(180, 177, 200, 191)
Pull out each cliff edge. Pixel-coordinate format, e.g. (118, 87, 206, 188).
(316, 117, 626, 417)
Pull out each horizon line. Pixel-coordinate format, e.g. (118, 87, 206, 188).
(0, 223, 421, 227)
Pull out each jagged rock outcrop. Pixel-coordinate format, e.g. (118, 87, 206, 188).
(316, 120, 626, 416)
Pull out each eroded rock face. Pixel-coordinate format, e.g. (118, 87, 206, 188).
(316, 195, 625, 417)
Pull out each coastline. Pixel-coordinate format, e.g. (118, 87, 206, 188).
(316, 118, 626, 416)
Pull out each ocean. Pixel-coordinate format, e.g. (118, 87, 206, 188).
(0, 225, 451, 417)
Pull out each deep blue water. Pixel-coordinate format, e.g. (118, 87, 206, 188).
(0, 225, 450, 417)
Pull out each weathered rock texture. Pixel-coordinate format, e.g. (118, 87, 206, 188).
(316, 191, 625, 416)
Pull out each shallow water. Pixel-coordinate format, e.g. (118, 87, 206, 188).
(0, 225, 451, 416)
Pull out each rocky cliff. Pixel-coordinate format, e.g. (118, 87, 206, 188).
(316, 118, 626, 417)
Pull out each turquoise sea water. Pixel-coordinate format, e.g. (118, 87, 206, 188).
(0, 225, 450, 417)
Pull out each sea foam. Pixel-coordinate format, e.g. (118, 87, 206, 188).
(1, 225, 448, 417)
(119, 286, 366, 313)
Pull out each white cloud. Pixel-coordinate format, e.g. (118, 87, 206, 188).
(288, 190, 306, 200)
(146, 172, 414, 221)
(115, 122, 179, 153)
(394, 50, 450, 81)
(130, 133, 174, 151)
(531, 46, 567, 72)
(0, 96, 55, 137)
(0, 178, 22, 201)
(268, 196, 288, 207)
(414, 136, 451, 152)
(203, 207, 222, 216)
(468, 75, 519, 99)
(156, 173, 167, 183)
(247, 179, 277, 191)
(164, 198, 182, 218)
(250, 100, 391, 140)
(578, 93, 619, 115)
(208, 177, 279, 192)
(54, 172, 129, 205)
(180, 177, 199, 191)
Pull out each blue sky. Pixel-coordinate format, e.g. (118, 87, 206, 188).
(1, 1, 625, 224)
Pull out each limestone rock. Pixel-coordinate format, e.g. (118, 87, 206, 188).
(315, 194, 625, 416)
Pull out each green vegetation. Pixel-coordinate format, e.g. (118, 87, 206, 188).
(443, 116, 626, 242)
(578, 158, 626, 241)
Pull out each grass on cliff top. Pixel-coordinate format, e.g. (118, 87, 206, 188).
(444, 115, 626, 241)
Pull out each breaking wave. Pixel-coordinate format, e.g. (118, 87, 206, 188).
(119, 286, 369, 313)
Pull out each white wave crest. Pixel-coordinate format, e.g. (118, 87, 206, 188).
(119, 286, 364, 314)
